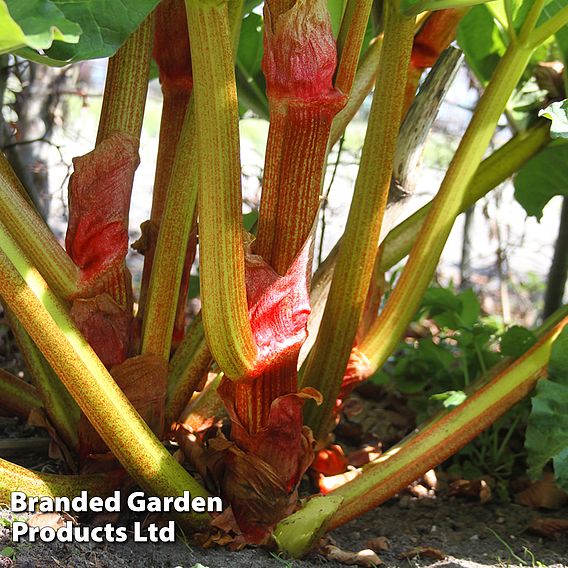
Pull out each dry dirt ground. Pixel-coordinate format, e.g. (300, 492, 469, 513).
(1, 496, 567, 568)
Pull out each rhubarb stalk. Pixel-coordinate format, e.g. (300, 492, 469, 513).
(0, 154, 80, 299)
(276, 311, 568, 556)
(7, 313, 80, 450)
(137, 0, 193, 348)
(96, 16, 153, 144)
(66, 14, 153, 367)
(0, 222, 211, 529)
(166, 313, 212, 426)
(359, 4, 557, 375)
(236, 0, 353, 435)
(301, 1, 416, 439)
(329, 314, 568, 529)
(141, 0, 245, 360)
(254, 0, 347, 274)
(184, 0, 257, 379)
(0, 458, 118, 504)
(0, 369, 42, 419)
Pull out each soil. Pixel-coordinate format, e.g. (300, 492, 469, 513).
(2, 496, 567, 568)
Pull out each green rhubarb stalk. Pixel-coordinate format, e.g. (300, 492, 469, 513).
(328, 314, 568, 529)
(166, 313, 212, 426)
(141, 101, 199, 360)
(137, 0, 193, 336)
(0, 458, 117, 504)
(301, 120, 550, 369)
(377, 121, 551, 273)
(0, 222, 210, 529)
(142, 0, 246, 362)
(276, 311, 568, 553)
(0, 154, 80, 299)
(7, 312, 80, 449)
(96, 15, 153, 144)
(329, 36, 383, 148)
(334, 0, 374, 96)
(183, 0, 257, 380)
(359, 9, 547, 373)
(301, 1, 416, 439)
(529, 5, 568, 48)
(273, 495, 344, 558)
(0, 369, 42, 419)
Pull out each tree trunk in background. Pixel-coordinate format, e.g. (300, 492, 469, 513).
(543, 196, 568, 318)
(0, 57, 70, 220)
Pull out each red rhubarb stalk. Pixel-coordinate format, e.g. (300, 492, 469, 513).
(137, 0, 194, 349)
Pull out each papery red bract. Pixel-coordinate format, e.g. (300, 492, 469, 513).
(65, 133, 138, 367)
(218, 381, 320, 543)
(71, 294, 130, 368)
(66, 133, 138, 291)
(243, 242, 312, 376)
(202, 236, 321, 543)
(262, 0, 341, 102)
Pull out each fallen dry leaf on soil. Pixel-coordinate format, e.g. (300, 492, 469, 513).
(516, 473, 568, 509)
(27, 512, 72, 530)
(527, 517, 568, 538)
(400, 546, 445, 560)
(363, 536, 390, 552)
(448, 479, 492, 504)
(321, 544, 383, 566)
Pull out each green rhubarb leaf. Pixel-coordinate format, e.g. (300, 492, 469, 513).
(540, 0, 568, 27)
(0, 1, 28, 55)
(514, 141, 568, 219)
(1, 0, 81, 55)
(457, 5, 507, 84)
(327, 0, 347, 37)
(500, 325, 538, 358)
(539, 100, 568, 139)
(525, 328, 568, 491)
(14, 0, 160, 65)
(238, 12, 264, 79)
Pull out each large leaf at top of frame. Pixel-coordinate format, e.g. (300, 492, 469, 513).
(525, 328, 568, 492)
(484, 0, 568, 32)
(0, 0, 81, 56)
(514, 140, 568, 220)
(457, 4, 507, 84)
(457, 1, 568, 84)
(8, 0, 160, 65)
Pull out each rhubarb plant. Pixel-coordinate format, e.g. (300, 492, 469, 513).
(1, 0, 568, 559)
